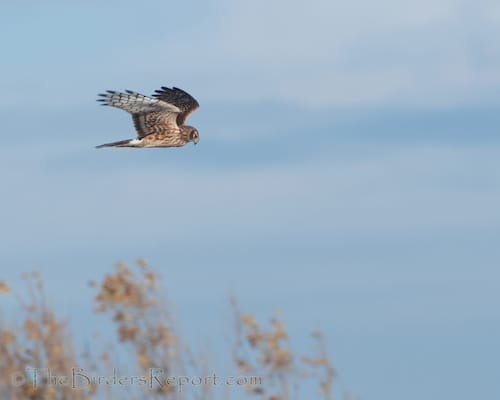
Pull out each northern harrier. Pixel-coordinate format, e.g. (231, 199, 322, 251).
(96, 86, 199, 148)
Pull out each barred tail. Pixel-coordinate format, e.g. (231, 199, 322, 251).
(95, 138, 139, 148)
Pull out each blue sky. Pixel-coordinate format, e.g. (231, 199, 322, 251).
(1, 1, 499, 399)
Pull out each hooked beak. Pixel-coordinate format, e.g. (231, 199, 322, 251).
(193, 137, 199, 145)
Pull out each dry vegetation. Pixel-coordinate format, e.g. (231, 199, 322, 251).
(0, 261, 336, 400)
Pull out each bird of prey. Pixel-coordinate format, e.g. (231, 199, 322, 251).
(96, 86, 199, 148)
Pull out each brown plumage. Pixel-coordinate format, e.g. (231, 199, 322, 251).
(96, 86, 200, 148)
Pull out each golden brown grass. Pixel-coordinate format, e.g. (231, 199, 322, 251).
(0, 261, 337, 399)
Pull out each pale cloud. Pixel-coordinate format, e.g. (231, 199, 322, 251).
(120, 0, 500, 107)
(2, 0, 500, 109)
(1, 142, 498, 252)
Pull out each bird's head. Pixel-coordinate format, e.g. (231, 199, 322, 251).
(189, 127, 200, 145)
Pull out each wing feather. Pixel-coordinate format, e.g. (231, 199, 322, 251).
(98, 90, 181, 138)
(97, 90, 180, 114)
(152, 86, 199, 125)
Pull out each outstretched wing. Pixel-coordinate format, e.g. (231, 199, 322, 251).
(152, 86, 199, 126)
(98, 90, 181, 138)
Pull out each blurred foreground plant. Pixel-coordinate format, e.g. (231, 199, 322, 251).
(0, 271, 96, 400)
(0, 261, 337, 400)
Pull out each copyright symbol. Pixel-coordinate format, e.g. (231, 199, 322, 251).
(11, 372, 26, 387)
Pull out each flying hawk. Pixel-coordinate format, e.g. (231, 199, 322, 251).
(96, 86, 199, 148)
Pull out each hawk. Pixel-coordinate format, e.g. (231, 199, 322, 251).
(96, 86, 200, 148)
